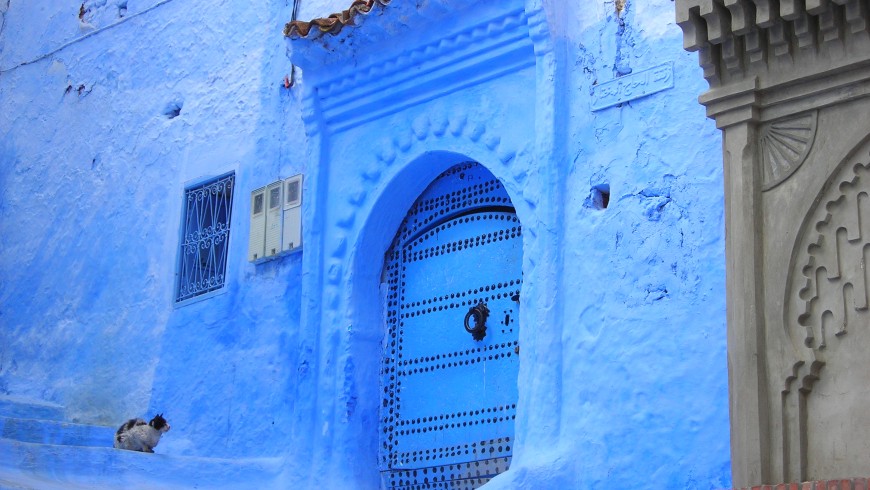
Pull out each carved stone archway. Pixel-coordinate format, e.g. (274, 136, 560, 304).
(675, 1, 870, 486)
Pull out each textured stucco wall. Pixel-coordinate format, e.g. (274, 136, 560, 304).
(0, 0, 730, 488)
(560, 1, 731, 487)
(0, 0, 308, 456)
(284, 0, 730, 487)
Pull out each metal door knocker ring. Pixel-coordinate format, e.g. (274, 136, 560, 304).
(464, 302, 489, 341)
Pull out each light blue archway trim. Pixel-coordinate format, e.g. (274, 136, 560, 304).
(341, 138, 535, 487)
(286, 1, 563, 487)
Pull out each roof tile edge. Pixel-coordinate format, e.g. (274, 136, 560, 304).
(284, 0, 393, 39)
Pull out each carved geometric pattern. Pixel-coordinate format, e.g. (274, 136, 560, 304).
(676, 0, 870, 85)
(315, 7, 529, 101)
(789, 152, 870, 353)
(310, 7, 533, 134)
(760, 111, 818, 190)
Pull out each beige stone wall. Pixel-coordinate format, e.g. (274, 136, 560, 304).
(676, 0, 870, 485)
(775, 100, 870, 481)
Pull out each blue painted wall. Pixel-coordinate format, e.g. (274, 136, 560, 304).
(0, 0, 730, 488)
(0, 0, 307, 459)
(560, 2, 731, 488)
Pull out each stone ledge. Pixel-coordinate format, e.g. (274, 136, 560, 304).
(0, 438, 285, 489)
(0, 397, 64, 422)
(0, 416, 113, 447)
(734, 478, 870, 490)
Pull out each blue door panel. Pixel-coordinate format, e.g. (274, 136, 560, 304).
(380, 162, 521, 490)
(399, 355, 519, 429)
(401, 214, 521, 308)
(399, 293, 520, 361)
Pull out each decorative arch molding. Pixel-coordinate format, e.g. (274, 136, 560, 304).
(290, 0, 556, 348)
(335, 107, 535, 324)
(284, 1, 562, 486)
(328, 118, 535, 489)
(288, 0, 552, 137)
(297, 62, 541, 489)
(774, 136, 870, 481)
(786, 136, 870, 359)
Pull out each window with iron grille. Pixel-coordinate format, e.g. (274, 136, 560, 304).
(175, 172, 235, 304)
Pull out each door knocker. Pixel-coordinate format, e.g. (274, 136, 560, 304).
(464, 301, 489, 341)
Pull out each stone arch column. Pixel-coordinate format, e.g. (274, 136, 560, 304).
(675, 1, 870, 486)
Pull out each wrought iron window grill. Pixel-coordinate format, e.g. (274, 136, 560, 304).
(175, 172, 235, 304)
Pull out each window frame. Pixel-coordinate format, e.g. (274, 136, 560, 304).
(173, 170, 237, 307)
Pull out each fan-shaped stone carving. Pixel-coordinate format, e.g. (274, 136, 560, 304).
(760, 111, 818, 190)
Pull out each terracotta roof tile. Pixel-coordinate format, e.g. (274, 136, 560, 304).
(284, 0, 392, 38)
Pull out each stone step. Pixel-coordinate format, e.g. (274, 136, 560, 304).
(0, 416, 114, 447)
(0, 397, 64, 421)
(0, 438, 284, 489)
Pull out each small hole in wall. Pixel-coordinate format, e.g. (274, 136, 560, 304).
(163, 101, 183, 119)
(588, 184, 610, 210)
(118, 1, 128, 17)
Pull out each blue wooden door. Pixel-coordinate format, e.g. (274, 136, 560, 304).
(380, 162, 521, 489)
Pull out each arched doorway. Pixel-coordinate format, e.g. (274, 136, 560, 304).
(378, 161, 522, 489)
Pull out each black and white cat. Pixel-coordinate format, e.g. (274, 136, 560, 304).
(113, 413, 171, 453)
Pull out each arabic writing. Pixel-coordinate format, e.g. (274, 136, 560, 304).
(591, 62, 674, 111)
